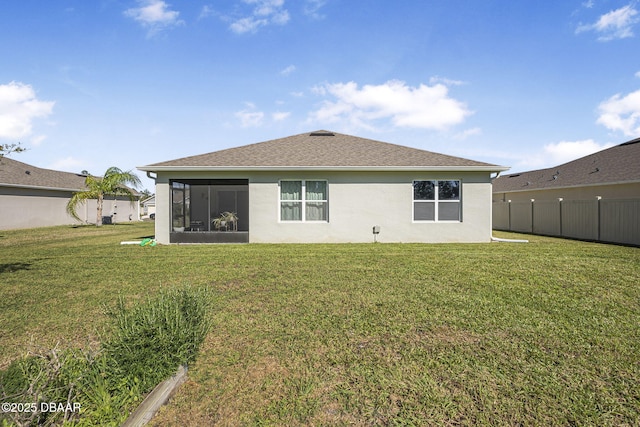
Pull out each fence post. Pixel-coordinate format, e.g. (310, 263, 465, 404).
(531, 199, 535, 233)
(558, 198, 563, 237)
(596, 196, 601, 241)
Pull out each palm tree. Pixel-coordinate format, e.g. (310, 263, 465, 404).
(66, 167, 142, 226)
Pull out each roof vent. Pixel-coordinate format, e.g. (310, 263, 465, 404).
(25, 170, 31, 175)
(310, 131, 335, 137)
(507, 174, 520, 178)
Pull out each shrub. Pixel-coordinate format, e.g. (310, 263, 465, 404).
(0, 286, 211, 426)
(0, 346, 90, 426)
(102, 286, 212, 393)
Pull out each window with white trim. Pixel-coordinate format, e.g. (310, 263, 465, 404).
(280, 180, 328, 222)
(413, 180, 461, 221)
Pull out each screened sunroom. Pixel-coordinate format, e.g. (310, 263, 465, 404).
(170, 179, 249, 243)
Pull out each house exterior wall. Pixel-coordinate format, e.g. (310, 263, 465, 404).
(155, 179, 171, 243)
(141, 196, 156, 218)
(153, 170, 494, 244)
(0, 187, 78, 230)
(0, 186, 140, 230)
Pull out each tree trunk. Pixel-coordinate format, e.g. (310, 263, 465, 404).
(97, 193, 104, 226)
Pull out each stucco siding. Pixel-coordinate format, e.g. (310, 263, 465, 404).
(0, 186, 140, 230)
(0, 188, 77, 230)
(154, 180, 171, 244)
(154, 171, 494, 244)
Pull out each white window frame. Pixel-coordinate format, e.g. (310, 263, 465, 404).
(279, 179, 329, 222)
(412, 180, 462, 222)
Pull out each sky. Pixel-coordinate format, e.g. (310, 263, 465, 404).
(1, 0, 639, 192)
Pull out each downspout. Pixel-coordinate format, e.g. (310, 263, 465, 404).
(144, 172, 157, 222)
(489, 171, 527, 242)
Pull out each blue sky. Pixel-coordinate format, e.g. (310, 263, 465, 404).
(1, 0, 639, 191)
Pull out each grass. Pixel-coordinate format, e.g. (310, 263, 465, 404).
(1, 222, 639, 425)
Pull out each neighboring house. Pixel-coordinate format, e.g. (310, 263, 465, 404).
(138, 130, 508, 244)
(492, 137, 640, 245)
(0, 157, 140, 230)
(141, 195, 156, 218)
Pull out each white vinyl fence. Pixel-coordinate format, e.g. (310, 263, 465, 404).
(493, 197, 640, 246)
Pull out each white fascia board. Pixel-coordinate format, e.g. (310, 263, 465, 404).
(137, 165, 511, 173)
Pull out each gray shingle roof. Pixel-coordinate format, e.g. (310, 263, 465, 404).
(0, 157, 87, 191)
(140, 131, 507, 171)
(493, 137, 640, 193)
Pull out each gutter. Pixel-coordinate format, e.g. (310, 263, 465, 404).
(0, 182, 83, 192)
(137, 165, 511, 173)
(494, 178, 640, 194)
(1, 182, 144, 199)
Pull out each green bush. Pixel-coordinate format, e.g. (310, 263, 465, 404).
(0, 347, 91, 426)
(102, 287, 212, 393)
(0, 286, 211, 426)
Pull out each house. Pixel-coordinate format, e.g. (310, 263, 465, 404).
(138, 131, 508, 244)
(0, 157, 141, 230)
(492, 137, 640, 245)
(141, 195, 156, 219)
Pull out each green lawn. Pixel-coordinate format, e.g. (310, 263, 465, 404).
(1, 222, 639, 425)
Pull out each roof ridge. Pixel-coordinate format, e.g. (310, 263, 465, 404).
(619, 136, 640, 146)
(493, 137, 640, 192)
(0, 156, 86, 177)
(0, 157, 89, 190)
(141, 130, 506, 170)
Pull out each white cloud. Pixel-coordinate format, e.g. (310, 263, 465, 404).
(515, 139, 615, 170)
(230, 17, 262, 34)
(235, 103, 264, 127)
(454, 127, 482, 140)
(597, 89, 640, 136)
(30, 134, 47, 147)
(199, 5, 215, 20)
(429, 76, 466, 86)
(635, 70, 640, 78)
(280, 65, 296, 76)
(230, 0, 290, 34)
(543, 140, 614, 164)
(124, 0, 184, 36)
(576, 4, 639, 41)
(308, 80, 472, 131)
(304, 0, 327, 19)
(0, 81, 54, 141)
(272, 111, 290, 121)
(48, 156, 85, 172)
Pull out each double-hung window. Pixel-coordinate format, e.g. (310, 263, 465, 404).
(280, 180, 328, 222)
(413, 180, 461, 221)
